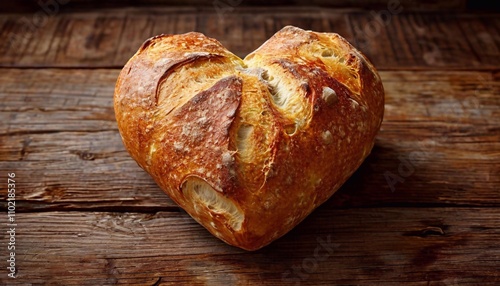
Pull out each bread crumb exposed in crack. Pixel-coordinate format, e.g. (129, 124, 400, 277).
(235, 124, 254, 161)
(182, 176, 244, 231)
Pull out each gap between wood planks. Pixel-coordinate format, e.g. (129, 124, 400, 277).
(7, 201, 500, 214)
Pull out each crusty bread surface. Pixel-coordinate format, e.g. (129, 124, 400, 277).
(114, 26, 384, 250)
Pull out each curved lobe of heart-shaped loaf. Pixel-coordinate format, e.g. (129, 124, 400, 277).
(114, 26, 384, 250)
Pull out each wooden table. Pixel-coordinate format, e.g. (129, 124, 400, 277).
(1, 5, 499, 285)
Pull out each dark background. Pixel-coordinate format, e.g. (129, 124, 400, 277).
(2, 0, 500, 13)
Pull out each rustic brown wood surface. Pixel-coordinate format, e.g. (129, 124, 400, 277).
(1, 6, 499, 286)
(1, 8, 499, 69)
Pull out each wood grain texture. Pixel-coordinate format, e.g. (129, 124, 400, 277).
(0, 8, 499, 69)
(1, 69, 498, 212)
(0, 208, 499, 285)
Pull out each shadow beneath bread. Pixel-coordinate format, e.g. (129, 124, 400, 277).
(221, 140, 475, 283)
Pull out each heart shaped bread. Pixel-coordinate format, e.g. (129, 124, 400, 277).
(114, 26, 384, 250)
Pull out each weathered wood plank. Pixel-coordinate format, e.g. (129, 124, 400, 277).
(0, 208, 498, 284)
(0, 131, 176, 212)
(0, 69, 117, 134)
(458, 16, 500, 67)
(0, 69, 499, 211)
(0, 8, 498, 69)
(349, 12, 483, 68)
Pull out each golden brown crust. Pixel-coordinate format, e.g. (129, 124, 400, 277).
(114, 26, 384, 250)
